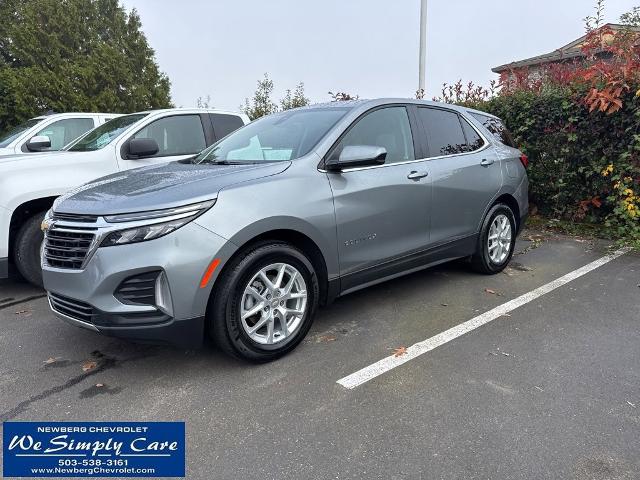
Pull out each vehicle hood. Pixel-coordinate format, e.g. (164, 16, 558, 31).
(54, 161, 291, 215)
(0, 151, 69, 166)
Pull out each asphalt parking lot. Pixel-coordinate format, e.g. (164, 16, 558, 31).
(1, 228, 638, 480)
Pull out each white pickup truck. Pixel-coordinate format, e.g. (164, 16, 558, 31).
(0, 108, 250, 285)
(0, 112, 118, 155)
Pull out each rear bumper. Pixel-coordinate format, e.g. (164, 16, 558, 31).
(0, 257, 7, 279)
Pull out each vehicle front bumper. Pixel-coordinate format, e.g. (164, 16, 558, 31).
(0, 205, 9, 279)
(42, 222, 237, 348)
(0, 256, 7, 279)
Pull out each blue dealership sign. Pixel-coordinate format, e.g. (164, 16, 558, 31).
(3, 422, 185, 477)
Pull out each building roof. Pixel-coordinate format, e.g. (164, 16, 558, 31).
(492, 23, 640, 73)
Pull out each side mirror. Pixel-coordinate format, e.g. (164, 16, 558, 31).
(128, 138, 159, 158)
(27, 135, 51, 152)
(326, 145, 387, 172)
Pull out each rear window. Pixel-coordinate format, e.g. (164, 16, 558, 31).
(210, 114, 244, 140)
(470, 112, 516, 148)
(417, 107, 468, 157)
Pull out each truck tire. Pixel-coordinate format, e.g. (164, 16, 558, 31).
(14, 211, 46, 287)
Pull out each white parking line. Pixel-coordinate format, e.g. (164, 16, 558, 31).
(337, 247, 630, 390)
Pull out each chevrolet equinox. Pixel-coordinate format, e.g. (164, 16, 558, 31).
(42, 99, 528, 361)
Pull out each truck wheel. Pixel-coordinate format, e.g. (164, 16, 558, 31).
(209, 241, 319, 362)
(471, 203, 516, 274)
(14, 211, 46, 287)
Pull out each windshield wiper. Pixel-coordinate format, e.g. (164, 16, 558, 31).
(208, 160, 248, 165)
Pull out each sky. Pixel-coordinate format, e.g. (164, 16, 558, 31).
(120, 0, 639, 111)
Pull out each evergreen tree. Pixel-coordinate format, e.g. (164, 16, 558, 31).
(0, 0, 172, 131)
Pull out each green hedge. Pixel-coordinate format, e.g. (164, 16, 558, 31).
(471, 87, 640, 238)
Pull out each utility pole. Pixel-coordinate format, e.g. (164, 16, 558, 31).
(418, 0, 427, 94)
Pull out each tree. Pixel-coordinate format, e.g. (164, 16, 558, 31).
(0, 0, 172, 132)
(242, 73, 278, 120)
(280, 82, 309, 111)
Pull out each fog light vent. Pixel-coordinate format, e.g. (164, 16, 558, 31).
(114, 271, 160, 306)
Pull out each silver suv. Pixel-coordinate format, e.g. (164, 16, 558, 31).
(42, 99, 528, 361)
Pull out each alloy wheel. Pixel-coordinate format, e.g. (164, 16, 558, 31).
(487, 214, 512, 264)
(240, 263, 308, 345)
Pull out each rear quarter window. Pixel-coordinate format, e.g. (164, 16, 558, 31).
(470, 112, 516, 148)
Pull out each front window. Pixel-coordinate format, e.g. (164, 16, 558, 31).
(195, 108, 349, 164)
(34, 118, 95, 150)
(132, 115, 206, 157)
(0, 118, 43, 148)
(328, 107, 415, 164)
(67, 114, 147, 152)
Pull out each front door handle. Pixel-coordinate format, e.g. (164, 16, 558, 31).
(480, 158, 495, 166)
(407, 170, 429, 180)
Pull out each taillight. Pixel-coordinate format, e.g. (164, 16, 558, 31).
(519, 153, 529, 168)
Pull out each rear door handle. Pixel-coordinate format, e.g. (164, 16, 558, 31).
(480, 158, 495, 166)
(407, 170, 429, 180)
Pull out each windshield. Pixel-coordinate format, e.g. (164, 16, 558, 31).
(0, 118, 43, 148)
(67, 113, 147, 152)
(194, 108, 349, 164)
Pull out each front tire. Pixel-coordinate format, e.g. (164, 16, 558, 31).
(14, 211, 46, 287)
(471, 204, 516, 274)
(209, 241, 319, 362)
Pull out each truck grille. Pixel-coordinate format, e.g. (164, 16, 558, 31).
(49, 293, 95, 324)
(44, 214, 98, 270)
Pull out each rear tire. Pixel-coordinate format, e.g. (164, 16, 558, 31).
(209, 241, 319, 362)
(471, 203, 516, 274)
(14, 211, 46, 287)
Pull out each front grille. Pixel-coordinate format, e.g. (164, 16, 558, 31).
(49, 293, 95, 324)
(44, 228, 96, 269)
(44, 214, 98, 270)
(52, 212, 98, 223)
(114, 271, 160, 306)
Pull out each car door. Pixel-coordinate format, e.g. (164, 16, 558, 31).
(119, 114, 208, 168)
(325, 105, 432, 290)
(415, 107, 501, 245)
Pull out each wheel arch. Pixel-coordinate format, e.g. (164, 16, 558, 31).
(492, 193, 521, 232)
(8, 196, 56, 260)
(204, 228, 332, 341)
(219, 228, 330, 305)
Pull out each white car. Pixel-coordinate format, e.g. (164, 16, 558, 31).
(0, 108, 249, 285)
(0, 112, 118, 156)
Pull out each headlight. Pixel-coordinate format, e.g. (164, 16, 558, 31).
(100, 200, 215, 247)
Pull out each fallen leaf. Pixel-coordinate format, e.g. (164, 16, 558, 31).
(317, 335, 336, 343)
(95, 383, 104, 388)
(485, 288, 497, 295)
(43, 357, 59, 365)
(82, 361, 97, 372)
(393, 346, 408, 357)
